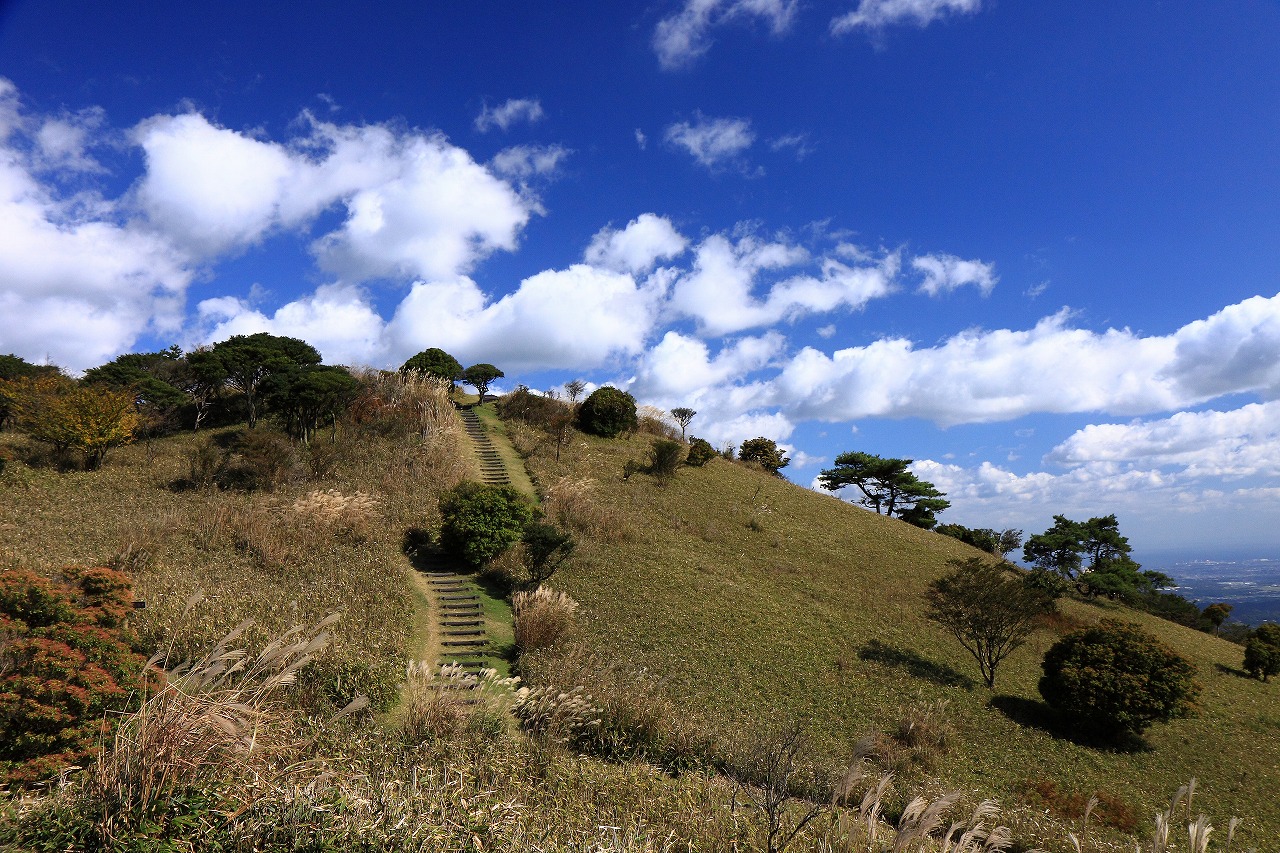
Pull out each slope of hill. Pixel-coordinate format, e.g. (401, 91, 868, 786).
(2, 387, 1276, 850)
(517, 419, 1280, 847)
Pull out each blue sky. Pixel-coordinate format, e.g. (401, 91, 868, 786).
(2, 0, 1279, 556)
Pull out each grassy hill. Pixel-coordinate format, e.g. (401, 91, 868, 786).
(515, 417, 1280, 847)
(1, 386, 1276, 851)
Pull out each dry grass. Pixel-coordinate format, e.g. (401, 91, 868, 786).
(398, 661, 514, 745)
(86, 613, 367, 839)
(292, 488, 379, 543)
(512, 586, 579, 653)
(543, 474, 635, 542)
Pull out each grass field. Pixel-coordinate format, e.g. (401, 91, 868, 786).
(2, 388, 1275, 851)
(517, 418, 1280, 849)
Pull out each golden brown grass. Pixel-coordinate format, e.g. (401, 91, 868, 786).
(512, 586, 579, 654)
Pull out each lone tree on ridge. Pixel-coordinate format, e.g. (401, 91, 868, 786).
(925, 557, 1056, 689)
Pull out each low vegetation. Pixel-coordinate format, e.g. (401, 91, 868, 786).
(1, 350, 1275, 851)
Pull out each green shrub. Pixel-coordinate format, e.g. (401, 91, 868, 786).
(521, 520, 575, 586)
(577, 387, 637, 438)
(400, 347, 462, 381)
(1024, 567, 1071, 598)
(647, 438, 685, 480)
(0, 566, 146, 785)
(1243, 623, 1280, 681)
(686, 437, 716, 467)
(496, 385, 572, 430)
(738, 437, 789, 475)
(1039, 619, 1199, 741)
(438, 481, 534, 568)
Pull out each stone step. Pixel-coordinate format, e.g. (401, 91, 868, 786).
(440, 594, 478, 601)
(441, 619, 483, 627)
(443, 629, 485, 637)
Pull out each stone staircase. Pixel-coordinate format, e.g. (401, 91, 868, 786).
(413, 546, 491, 681)
(412, 405, 521, 683)
(460, 407, 511, 487)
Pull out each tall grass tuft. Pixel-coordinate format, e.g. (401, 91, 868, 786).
(292, 488, 379, 542)
(544, 475, 634, 542)
(87, 613, 363, 837)
(399, 661, 513, 745)
(513, 586, 579, 654)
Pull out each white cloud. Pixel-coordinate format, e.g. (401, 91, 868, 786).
(133, 113, 297, 255)
(0, 83, 192, 371)
(912, 252, 996, 296)
(1045, 402, 1280, 481)
(584, 213, 688, 275)
(665, 114, 755, 170)
(654, 0, 798, 69)
(474, 98, 545, 133)
(832, 0, 982, 34)
(134, 112, 535, 280)
(669, 234, 898, 335)
(196, 284, 388, 367)
(630, 330, 785, 399)
(769, 132, 813, 160)
(306, 130, 533, 282)
(756, 292, 1280, 426)
(36, 108, 107, 173)
(635, 129, 648, 150)
(489, 144, 570, 181)
(912, 413, 1280, 552)
(386, 264, 666, 373)
(1165, 293, 1280, 400)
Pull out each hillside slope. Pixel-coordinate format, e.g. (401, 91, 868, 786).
(520, 422, 1280, 847)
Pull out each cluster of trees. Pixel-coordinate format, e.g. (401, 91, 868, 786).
(935, 524, 1022, 559)
(399, 347, 504, 403)
(819, 451, 949, 529)
(1, 335, 364, 470)
(926, 557, 1200, 743)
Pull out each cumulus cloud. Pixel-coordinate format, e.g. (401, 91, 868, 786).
(473, 98, 545, 133)
(0, 82, 192, 370)
(630, 330, 785, 399)
(303, 129, 532, 282)
(133, 113, 298, 255)
(669, 234, 898, 335)
(36, 108, 108, 174)
(385, 264, 666, 373)
(912, 252, 996, 296)
(196, 284, 388, 367)
(133, 111, 536, 280)
(665, 114, 755, 170)
(654, 0, 798, 69)
(489, 143, 571, 181)
(757, 292, 1280, 426)
(1164, 294, 1280, 400)
(832, 0, 982, 34)
(913, 408, 1280, 550)
(1045, 402, 1280, 480)
(584, 213, 688, 274)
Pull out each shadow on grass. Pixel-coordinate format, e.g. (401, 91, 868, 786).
(1215, 662, 1254, 679)
(988, 695, 1152, 754)
(857, 640, 975, 690)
